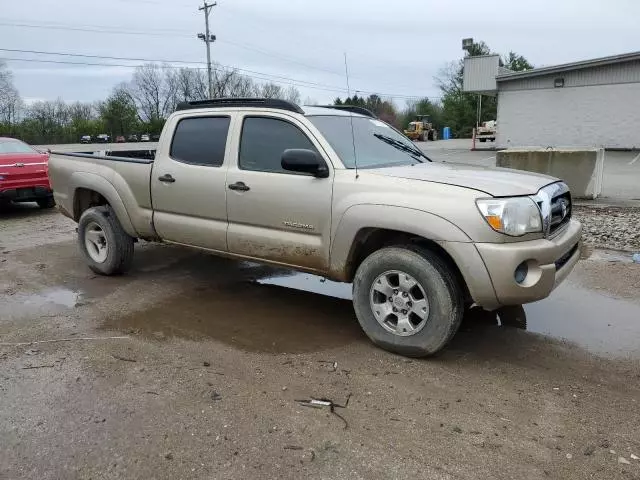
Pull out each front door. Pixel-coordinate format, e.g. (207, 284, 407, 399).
(226, 114, 333, 272)
(151, 114, 233, 251)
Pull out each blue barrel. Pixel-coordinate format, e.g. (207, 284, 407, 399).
(443, 127, 451, 140)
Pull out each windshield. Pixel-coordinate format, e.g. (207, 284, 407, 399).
(406, 123, 416, 132)
(309, 116, 430, 169)
(0, 139, 36, 154)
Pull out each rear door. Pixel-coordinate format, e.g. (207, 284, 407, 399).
(151, 113, 233, 251)
(225, 113, 333, 272)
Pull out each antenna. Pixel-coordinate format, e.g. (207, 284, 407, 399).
(343, 52, 358, 178)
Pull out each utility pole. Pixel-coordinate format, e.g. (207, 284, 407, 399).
(198, 1, 216, 99)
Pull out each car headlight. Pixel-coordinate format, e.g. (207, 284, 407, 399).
(476, 197, 542, 236)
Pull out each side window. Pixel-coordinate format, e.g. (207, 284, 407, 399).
(239, 117, 318, 173)
(170, 116, 230, 167)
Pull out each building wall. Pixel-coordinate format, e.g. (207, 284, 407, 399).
(499, 59, 640, 92)
(497, 63, 640, 149)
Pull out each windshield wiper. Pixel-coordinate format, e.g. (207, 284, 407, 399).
(373, 133, 431, 162)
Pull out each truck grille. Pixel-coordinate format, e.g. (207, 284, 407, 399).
(548, 191, 572, 236)
(534, 182, 572, 238)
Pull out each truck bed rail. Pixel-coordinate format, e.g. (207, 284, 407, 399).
(50, 151, 155, 164)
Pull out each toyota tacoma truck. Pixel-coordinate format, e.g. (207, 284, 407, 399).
(48, 99, 582, 357)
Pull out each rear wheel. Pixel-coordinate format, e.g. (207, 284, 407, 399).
(352, 246, 463, 357)
(78, 206, 134, 275)
(37, 196, 55, 209)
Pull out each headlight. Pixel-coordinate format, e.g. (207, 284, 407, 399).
(476, 197, 542, 236)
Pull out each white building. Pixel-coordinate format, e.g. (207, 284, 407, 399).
(463, 52, 640, 150)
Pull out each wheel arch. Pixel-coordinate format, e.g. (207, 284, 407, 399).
(329, 204, 473, 301)
(70, 172, 138, 237)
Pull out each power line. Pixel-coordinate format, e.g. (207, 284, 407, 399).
(0, 49, 351, 93)
(0, 19, 343, 75)
(0, 57, 351, 95)
(0, 48, 441, 99)
(0, 18, 366, 79)
(0, 20, 191, 38)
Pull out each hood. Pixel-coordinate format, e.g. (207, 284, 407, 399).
(367, 162, 557, 197)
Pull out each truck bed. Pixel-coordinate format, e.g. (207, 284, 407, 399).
(48, 150, 157, 238)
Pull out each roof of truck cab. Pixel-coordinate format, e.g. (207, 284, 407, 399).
(302, 106, 367, 117)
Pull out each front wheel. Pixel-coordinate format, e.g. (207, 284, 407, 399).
(352, 246, 463, 357)
(78, 206, 134, 275)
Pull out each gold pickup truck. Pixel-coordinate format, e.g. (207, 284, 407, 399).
(48, 99, 581, 357)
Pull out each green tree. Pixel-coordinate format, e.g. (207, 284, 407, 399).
(435, 41, 532, 138)
(502, 51, 534, 72)
(100, 87, 139, 137)
(401, 98, 444, 132)
(333, 94, 399, 125)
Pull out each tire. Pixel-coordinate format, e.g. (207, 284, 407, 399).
(479, 138, 487, 143)
(37, 196, 55, 209)
(352, 246, 464, 357)
(497, 305, 527, 329)
(77, 206, 134, 275)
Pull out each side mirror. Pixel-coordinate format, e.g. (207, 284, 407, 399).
(281, 149, 329, 178)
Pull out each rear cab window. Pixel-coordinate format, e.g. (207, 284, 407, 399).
(170, 116, 231, 167)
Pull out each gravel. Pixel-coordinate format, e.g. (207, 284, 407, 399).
(573, 205, 640, 252)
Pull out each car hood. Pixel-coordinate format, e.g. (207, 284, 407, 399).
(367, 162, 557, 197)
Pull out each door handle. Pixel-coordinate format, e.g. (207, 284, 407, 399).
(158, 174, 175, 183)
(228, 182, 250, 192)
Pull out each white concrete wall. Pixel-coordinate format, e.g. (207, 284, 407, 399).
(496, 82, 640, 149)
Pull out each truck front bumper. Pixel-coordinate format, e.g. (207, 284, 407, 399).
(474, 219, 582, 307)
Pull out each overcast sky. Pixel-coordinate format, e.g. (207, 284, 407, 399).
(2, 0, 639, 106)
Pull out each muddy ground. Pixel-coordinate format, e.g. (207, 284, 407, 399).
(1, 205, 640, 480)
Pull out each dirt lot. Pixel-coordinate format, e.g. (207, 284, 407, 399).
(1, 205, 640, 480)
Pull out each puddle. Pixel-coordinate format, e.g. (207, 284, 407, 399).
(99, 264, 640, 358)
(524, 283, 640, 358)
(0, 288, 83, 319)
(101, 277, 363, 354)
(226, 272, 640, 358)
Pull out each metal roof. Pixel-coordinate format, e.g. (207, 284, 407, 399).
(496, 51, 640, 82)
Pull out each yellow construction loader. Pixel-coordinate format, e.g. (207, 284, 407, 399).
(404, 115, 437, 141)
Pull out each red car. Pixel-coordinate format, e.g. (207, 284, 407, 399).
(0, 137, 55, 209)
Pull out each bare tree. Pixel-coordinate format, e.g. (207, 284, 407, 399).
(260, 82, 283, 99)
(0, 61, 22, 126)
(167, 68, 208, 107)
(126, 64, 177, 122)
(283, 85, 301, 104)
